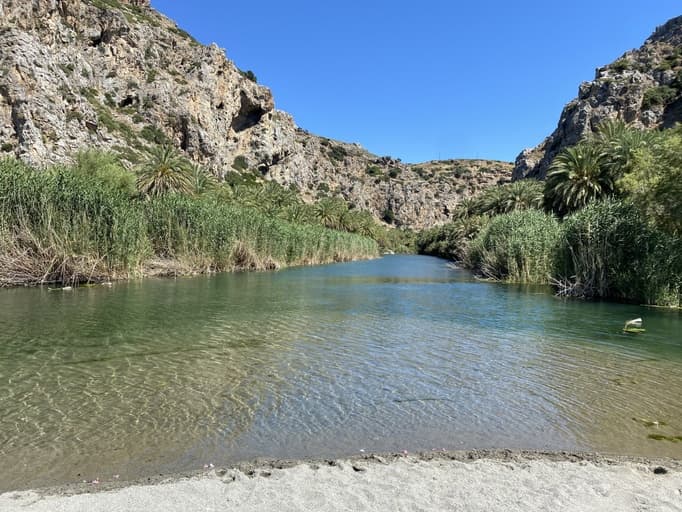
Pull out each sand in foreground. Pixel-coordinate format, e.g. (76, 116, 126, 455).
(1, 455, 681, 512)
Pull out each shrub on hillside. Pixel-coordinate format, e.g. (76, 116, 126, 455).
(641, 85, 677, 110)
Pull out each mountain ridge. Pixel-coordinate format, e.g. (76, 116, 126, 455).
(0, 0, 511, 229)
(513, 15, 682, 180)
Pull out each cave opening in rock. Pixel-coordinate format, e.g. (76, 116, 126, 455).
(230, 92, 266, 132)
(118, 96, 136, 108)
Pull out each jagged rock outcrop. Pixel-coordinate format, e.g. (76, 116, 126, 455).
(0, 0, 510, 229)
(513, 15, 682, 180)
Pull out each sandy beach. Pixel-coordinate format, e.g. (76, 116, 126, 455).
(1, 451, 680, 512)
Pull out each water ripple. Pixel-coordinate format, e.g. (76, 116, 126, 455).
(0, 255, 681, 491)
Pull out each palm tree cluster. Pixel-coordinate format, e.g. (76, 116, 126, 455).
(418, 120, 682, 306)
(131, 145, 403, 249)
(475, 179, 544, 215)
(417, 180, 544, 260)
(544, 120, 655, 215)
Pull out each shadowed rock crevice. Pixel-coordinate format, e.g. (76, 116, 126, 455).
(231, 91, 268, 133)
(663, 96, 682, 128)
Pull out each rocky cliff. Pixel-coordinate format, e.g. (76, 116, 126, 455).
(0, 0, 510, 229)
(513, 15, 682, 180)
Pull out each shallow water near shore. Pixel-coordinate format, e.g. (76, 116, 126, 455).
(1, 255, 681, 491)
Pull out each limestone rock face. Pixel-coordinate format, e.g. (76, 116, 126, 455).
(0, 0, 510, 228)
(513, 15, 682, 180)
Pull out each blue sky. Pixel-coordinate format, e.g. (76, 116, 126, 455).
(150, 1, 680, 164)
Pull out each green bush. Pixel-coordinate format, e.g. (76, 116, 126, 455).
(72, 149, 136, 196)
(555, 199, 682, 306)
(366, 165, 381, 176)
(329, 145, 348, 162)
(374, 227, 417, 253)
(382, 208, 395, 224)
(642, 86, 677, 110)
(224, 170, 258, 187)
(66, 110, 84, 123)
(140, 124, 170, 145)
(417, 215, 489, 261)
(617, 125, 682, 234)
(239, 70, 257, 83)
(611, 58, 631, 72)
(232, 155, 249, 171)
(466, 209, 560, 283)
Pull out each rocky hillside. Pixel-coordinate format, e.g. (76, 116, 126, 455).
(513, 15, 682, 180)
(0, 0, 510, 229)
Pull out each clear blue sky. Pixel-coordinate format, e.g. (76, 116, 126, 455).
(150, 1, 680, 164)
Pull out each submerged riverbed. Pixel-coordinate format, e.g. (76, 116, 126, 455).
(0, 255, 680, 490)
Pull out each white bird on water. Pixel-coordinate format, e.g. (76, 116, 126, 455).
(623, 318, 645, 333)
(625, 318, 642, 328)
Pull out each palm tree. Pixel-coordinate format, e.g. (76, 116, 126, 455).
(354, 210, 377, 237)
(339, 209, 367, 233)
(189, 163, 218, 195)
(594, 118, 629, 144)
(452, 196, 479, 218)
(280, 203, 315, 224)
(263, 181, 300, 211)
(544, 143, 612, 215)
(498, 180, 544, 213)
(233, 184, 264, 209)
(476, 186, 505, 215)
(594, 119, 656, 178)
(475, 180, 543, 215)
(207, 183, 235, 202)
(136, 145, 194, 197)
(314, 197, 347, 229)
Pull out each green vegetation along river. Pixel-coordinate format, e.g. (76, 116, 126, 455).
(0, 255, 681, 491)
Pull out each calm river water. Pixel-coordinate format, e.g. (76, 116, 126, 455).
(0, 255, 680, 490)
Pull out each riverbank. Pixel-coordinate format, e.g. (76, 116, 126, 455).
(1, 451, 680, 511)
(0, 235, 379, 288)
(416, 124, 682, 309)
(0, 157, 379, 287)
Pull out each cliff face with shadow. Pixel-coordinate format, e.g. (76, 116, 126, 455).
(0, 0, 511, 229)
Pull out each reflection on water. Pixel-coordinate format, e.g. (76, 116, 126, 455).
(0, 255, 681, 490)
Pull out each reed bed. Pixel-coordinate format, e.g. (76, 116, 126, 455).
(554, 200, 682, 307)
(0, 159, 378, 286)
(466, 209, 561, 284)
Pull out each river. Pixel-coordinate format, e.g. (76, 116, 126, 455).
(0, 255, 680, 490)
